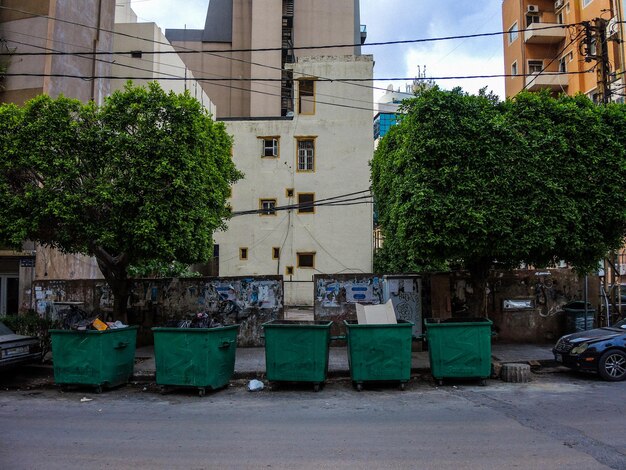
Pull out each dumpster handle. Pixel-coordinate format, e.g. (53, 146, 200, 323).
(413, 334, 425, 341)
(218, 340, 233, 349)
(330, 335, 346, 341)
(114, 341, 129, 350)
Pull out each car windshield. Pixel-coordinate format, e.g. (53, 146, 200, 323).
(0, 322, 15, 336)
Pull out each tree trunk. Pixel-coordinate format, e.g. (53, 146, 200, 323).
(467, 258, 492, 318)
(93, 247, 129, 324)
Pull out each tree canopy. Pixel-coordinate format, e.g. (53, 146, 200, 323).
(0, 82, 242, 319)
(371, 87, 626, 286)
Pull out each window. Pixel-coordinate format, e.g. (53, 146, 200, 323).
(259, 198, 277, 216)
(508, 22, 518, 44)
(528, 60, 543, 74)
(297, 252, 315, 269)
(511, 61, 518, 76)
(583, 0, 592, 7)
(272, 247, 280, 260)
(260, 137, 279, 158)
(526, 14, 540, 27)
(285, 266, 294, 276)
(298, 79, 315, 114)
(297, 138, 315, 171)
(239, 247, 248, 260)
(285, 188, 294, 197)
(559, 57, 567, 73)
(556, 11, 564, 24)
(297, 193, 315, 214)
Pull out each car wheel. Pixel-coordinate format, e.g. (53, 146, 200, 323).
(598, 350, 626, 381)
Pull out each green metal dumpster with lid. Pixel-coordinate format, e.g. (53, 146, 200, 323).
(344, 320, 413, 391)
(262, 320, 333, 392)
(424, 318, 492, 385)
(152, 324, 239, 396)
(50, 326, 138, 393)
(562, 301, 595, 333)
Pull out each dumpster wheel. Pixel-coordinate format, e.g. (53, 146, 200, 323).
(399, 382, 406, 391)
(94, 385, 103, 394)
(356, 382, 363, 392)
(198, 388, 206, 397)
(313, 383, 321, 392)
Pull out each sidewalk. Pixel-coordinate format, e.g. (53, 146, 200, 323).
(133, 342, 557, 381)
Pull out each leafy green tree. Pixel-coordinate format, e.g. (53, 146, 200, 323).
(0, 82, 242, 321)
(371, 87, 626, 315)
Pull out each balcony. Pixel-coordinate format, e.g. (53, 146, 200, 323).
(524, 73, 569, 91)
(524, 22, 566, 44)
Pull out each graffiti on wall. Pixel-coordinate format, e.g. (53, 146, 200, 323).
(316, 277, 384, 307)
(385, 277, 422, 336)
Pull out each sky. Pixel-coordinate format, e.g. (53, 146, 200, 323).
(129, 0, 506, 98)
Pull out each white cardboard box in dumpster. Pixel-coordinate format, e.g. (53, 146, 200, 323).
(356, 299, 397, 325)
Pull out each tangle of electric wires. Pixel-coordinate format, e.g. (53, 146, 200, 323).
(230, 190, 373, 217)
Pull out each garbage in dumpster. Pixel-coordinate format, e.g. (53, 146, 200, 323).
(356, 299, 397, 325)
(56, 306, 128, 331)
(164, 312, 224, 329)
(92, 318, 108, 331)
(248, 379, 264, 392)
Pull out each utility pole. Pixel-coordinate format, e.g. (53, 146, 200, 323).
(583, 18, 611, 103)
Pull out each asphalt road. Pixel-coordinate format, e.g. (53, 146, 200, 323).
(1, 369, 625, 469)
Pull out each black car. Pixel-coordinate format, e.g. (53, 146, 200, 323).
(553, 319, 626, 381)
(0, 321, 42, 369)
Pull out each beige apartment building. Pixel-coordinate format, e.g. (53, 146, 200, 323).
(166, 0, 374, 305)
(502, 0, 626, 101)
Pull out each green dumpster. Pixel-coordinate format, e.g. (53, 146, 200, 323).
(344, 320, 413, 391)
(263, 320, 333, 392)
(563, 301, 595, 333)
(152, 324, 239, 396)
(50, 326, 138, 393)
(424, 318, 492, 385)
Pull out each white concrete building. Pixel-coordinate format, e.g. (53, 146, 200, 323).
(219, 55, 374, 304)
(164, 0, 373, 305)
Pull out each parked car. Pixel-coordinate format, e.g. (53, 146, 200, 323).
(553, 319, 626, 381)
(0, 321, 42, 369)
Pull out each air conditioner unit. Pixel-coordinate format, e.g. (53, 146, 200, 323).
(527, 5, 539, 13)
(554, 0, 564, 10)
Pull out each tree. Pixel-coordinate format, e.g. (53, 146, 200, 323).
(0, 82, 242, 321)
(371, 87, 626, 315)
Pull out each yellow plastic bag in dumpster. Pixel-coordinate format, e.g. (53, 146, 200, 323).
(92, 318, 109, 331)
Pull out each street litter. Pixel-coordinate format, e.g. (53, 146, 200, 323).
(80, 397, 93, 402)
(248, 379, 264, 392)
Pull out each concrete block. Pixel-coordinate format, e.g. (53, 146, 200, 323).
(501, 363, 531, 383)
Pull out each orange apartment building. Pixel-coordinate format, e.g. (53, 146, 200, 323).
(502, 0, 626, 101)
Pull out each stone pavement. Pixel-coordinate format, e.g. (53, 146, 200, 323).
(133, 342, 556, 381)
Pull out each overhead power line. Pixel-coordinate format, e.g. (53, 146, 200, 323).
(2, 71, 592, 82)
(0, 21, 582, 56)
(230, 190, 372, 217)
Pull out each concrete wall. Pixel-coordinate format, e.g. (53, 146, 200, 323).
(112, 21, 217, 116)
(31, 276, 283, 346)
(215, 56, 374, 305)
(0, 0, 115, 104)
(439, 269, 599, 343)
